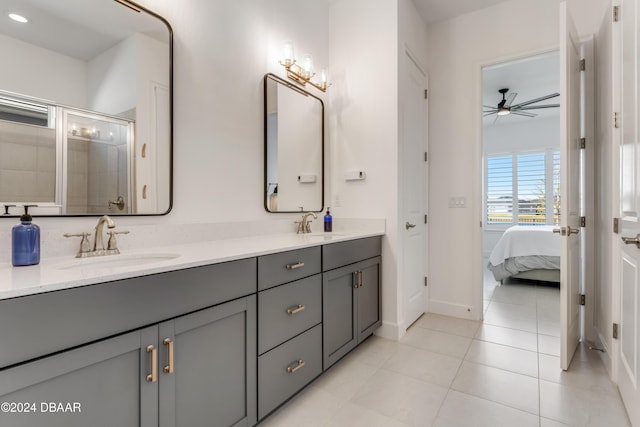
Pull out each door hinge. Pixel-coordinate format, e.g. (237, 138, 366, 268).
(579, 59, 586, 71)
(424, 276, 428, 287)
(613, 323, 619, 339)
(613, 218, 620, 234)
(424, 214, 428, 224)
(580, 216, 586, 227)
(614, 5, 620, 22)
(615, 112, 620, 128)
(579, 138, 586, 149)
(424, 89, 428, 99)
(424, 152, 428, 162)
(579, 294, 586, 305)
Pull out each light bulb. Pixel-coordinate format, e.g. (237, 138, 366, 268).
(282, 41, 294, 67)
(302, 54, 313, 79)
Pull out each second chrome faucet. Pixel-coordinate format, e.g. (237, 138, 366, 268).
(65, 215, 129, 258)
(295, 212, 317, 234)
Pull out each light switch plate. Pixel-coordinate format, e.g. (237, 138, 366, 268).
(448, 197, 466, 208)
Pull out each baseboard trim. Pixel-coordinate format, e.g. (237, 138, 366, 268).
(374, 320, 405, 341)
(428, 299, 478, 320)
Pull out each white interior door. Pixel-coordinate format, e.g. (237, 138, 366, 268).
(559, 1, 582, 371)
(402, 51, 428, 328)
(617, 0, 640, 423)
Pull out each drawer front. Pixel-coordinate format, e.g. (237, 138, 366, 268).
(322, 236, 381, 271)
(258, 274, 322, 354)
(258, 246, 321, 290)
(258, 324, 322, 420)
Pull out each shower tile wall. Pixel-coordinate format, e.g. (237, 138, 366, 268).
(0, 121, 56, 203)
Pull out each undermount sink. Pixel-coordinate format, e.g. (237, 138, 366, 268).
(57, 253, 181, 271)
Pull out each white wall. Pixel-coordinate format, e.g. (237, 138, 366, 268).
(0, 34, 87, 107)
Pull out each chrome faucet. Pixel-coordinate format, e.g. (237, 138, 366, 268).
(296, 212, 317, 234)
(64, 215, 129, 258)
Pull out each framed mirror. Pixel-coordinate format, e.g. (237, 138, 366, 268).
(0, 0, 172, 216)
(264, 73, 324, 213)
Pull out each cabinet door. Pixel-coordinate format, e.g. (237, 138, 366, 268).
(159, 295, 257, 427)
(357, 256, 382, 342)
(322, 263, 358, 368)
(0, 326, 158, 427)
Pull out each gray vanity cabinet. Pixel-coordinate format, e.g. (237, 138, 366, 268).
(159, 295, 257, 427)
(0, 326, 158, 427)
(322, 237, 382, 369)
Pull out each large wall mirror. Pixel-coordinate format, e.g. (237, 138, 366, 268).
(0, 0, 172, 216)
(264, 73, 323, 213)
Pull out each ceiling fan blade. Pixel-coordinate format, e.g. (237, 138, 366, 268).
(504, 92, 517, 107)
(511, 92, 560, 109)
(484, 111, 498, 117)
(516, 104, 560, 110)
(483, 105, 497, 109)
(511, 110, 537, 117)
(493, 115, 500, 124)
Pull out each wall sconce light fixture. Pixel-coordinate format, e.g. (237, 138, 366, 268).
(279, 41, 330, 92)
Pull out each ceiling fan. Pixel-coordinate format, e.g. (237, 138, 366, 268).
(483, 88, 559, 122)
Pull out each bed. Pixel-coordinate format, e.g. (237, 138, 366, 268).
(487, 225, 561, 283)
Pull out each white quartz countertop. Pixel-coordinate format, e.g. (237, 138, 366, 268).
(0, 230, 383, 300)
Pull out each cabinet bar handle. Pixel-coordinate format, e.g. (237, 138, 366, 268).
(286, 359, 305, 374)
(163, 338, 174, 374)
(286, 261, 305, 270)
(353, 271, 359, 288)
(146, 345, 157, 383)
(287, 304, 305, 315)
(359, 270, 364, 288)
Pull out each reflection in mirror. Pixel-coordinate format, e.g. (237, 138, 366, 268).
(0, 0, 172, 216)
(264, 73, 323, 213)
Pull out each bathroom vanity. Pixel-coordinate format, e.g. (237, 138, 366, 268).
(0, 233, 381, 427)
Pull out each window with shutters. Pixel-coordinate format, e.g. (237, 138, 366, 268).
(485, 149, 560, 227)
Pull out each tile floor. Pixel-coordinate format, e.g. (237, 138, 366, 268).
(259, 273, 631, 426)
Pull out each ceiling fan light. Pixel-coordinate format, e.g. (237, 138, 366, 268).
(497, 108, 510, 116)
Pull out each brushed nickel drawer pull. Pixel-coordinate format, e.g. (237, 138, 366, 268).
(286, 261, 305, 270)
(163, 338, 174, 374)
(287, 359, 305, 374)
(287, 304, 305, 315)
(146, 344, 157, 383)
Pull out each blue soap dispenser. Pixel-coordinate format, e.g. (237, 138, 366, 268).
(12, 205, 40, 266)
(324, 207, 332, 232)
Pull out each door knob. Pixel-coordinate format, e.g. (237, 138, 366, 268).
(567, 226, 580, 236)
(405, 222, 416, 230)
(622, 234, 640, 248)
(553, 228, 562, 234)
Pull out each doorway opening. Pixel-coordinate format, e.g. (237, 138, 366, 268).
(481, 50, 563, 359)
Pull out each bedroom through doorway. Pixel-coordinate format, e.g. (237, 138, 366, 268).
(481, 51, 563, 359)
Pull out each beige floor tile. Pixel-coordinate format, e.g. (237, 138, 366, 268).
(324, 402, 410, 427)
(539, 379, 631, 426)
(433, 390, 539, 427)
(491, 283, 539, 306)
(540, 417, 573, 427)
(475, 324, 538, 352)
(259, 385, 344, 427)
(451, 361, 539, 415)
(465, 339, 538, 377)
(382, 344, 462, 388)
(538, 334, 561, 356)
(313, 354, 380, 401)
(416, 312, 481, 338)
(538, 353, 619, 396)
(537, 319, 560, 337)
(483, 309, 538, 333)
(351, 369, 448, 427)
(346, 335, 399, 368)
(486, 300, 538, 319)
(401, 326, 472, 358)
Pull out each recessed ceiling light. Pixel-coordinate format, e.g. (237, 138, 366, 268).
(8, 13, 28, 23)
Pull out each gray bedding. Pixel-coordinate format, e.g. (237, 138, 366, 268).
(488, 255, 560, 281)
